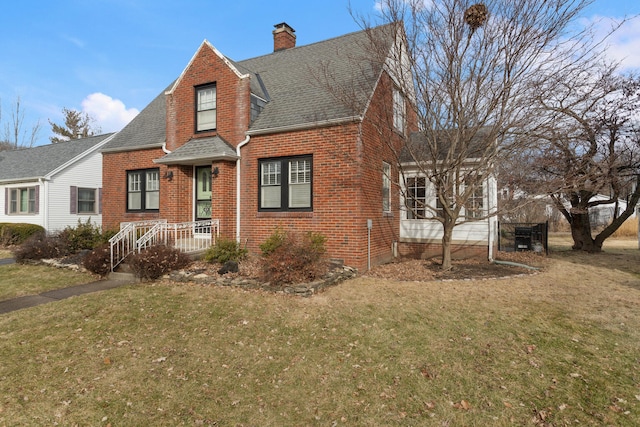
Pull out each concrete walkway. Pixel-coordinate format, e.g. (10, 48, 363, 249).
(0, 258, 134, 314)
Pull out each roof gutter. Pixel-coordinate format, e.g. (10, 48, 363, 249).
(246, 115, 362, 137)
(236, 135, 251, 243)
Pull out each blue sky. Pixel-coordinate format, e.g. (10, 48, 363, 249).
(0, 0, 638, 147)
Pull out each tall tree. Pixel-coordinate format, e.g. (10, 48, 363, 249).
(48, 108, 99, 143)
(347, 0, 595, 269)
(523, 63, 640, 251)
(0, 96, 41, 149)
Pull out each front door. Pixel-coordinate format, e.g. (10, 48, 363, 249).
(195, 166, 212, 221)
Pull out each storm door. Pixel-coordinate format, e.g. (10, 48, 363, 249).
(195, 166, 212, 221)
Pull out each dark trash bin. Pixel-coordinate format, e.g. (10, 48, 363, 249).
(514, 226, 532, 251)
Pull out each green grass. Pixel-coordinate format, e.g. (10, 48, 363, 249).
(1, 251, 640, 426)
(0, 264, 97, 300)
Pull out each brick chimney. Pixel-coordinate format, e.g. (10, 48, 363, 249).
(273, 22, 296, 51)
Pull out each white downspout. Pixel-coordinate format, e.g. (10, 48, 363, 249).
(236, 135, 251, 242)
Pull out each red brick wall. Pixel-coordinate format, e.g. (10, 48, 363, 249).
(102, 43, 417, 271)
(166, 42, 250, 151)
(211, 160, 237, 240)
(240, 125, 369, 268)
(102, 147, 166, 230)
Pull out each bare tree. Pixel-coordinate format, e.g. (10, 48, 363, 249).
(347, 0, 595, 269)
(0, 96, 41, 149)
(522, 63, 640, 251)
(48, 107, 100, 143)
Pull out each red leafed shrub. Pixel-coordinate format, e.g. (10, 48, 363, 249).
(260, 231, 327, 285)
(82, 243, 112, 277)
(128, 245, 191, 280)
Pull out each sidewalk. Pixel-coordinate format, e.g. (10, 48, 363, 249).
(0, 258, 134, 314)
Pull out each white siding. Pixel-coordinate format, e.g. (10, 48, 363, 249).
(46, 151, 103, 232)
(0, 182, 45, 228)
(400, 172, 498, 245)
(0, 151, 103, 233)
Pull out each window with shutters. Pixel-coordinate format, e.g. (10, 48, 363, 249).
(78, 188, 97, 213)
(259, 156, 312, 211)
(7, 186, 38, 214)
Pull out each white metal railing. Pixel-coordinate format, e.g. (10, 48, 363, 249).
(109, 220, 167, 271)
(109, 219, 219, 271)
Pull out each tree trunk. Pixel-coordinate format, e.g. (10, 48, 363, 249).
(569, 211, 601, 252)
(441, 220, 454, 270)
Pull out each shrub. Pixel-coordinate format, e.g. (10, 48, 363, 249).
(82, 243, 112, 277)
(13, 232, 70, 263)
(128, 245, 191, 280)
(58, 219, 106, 252)
(0, 223, 45, 246)
(259, 227, 286, 256)
(203, 238, 248, 264)
(260, 231, 327, 285)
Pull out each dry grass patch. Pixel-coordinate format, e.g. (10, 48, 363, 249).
(0, 264, 97, 301)
(1, 246, 640, 426)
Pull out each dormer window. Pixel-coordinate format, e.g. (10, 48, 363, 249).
(196, 84, 216, 131)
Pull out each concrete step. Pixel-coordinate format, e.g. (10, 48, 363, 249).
(109, 270, 137, 282)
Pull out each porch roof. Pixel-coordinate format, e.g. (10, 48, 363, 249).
(153, 136, 238, 165)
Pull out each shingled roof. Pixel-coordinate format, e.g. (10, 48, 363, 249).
(102, 24, 395, 153)
(0, 133, 115, 183)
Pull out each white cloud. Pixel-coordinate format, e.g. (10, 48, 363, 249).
(580, 15, 640, 71)
(81, 92, 139, 133)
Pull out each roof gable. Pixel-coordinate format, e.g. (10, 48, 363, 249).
(102, 24, 398, 152)
(0, 133, 115, 183)
(166, 40, 249, 96)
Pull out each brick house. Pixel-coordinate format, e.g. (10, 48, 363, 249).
(102, 23, 412, 270)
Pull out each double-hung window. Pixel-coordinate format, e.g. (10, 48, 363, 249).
(196, 84, 216, 131)
(382, 162, 391, 213)
(70, 186, 99, 214)
(78, 188, 96, 213)
(393, 87, 405, 133)
(127, 169, 159, 211)
(465, 179, 484, 219)
(405, 176, 427, 219)
(259, 156, 312, 211)
(7, 187, 37, 214)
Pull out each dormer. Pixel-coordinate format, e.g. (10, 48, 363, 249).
(164, 40, 251, 150)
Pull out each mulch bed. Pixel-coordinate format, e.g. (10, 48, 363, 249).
(364, 251, 547, 282)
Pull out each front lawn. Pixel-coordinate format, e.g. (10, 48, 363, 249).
(0, 264, 97, 301)
(1, 242, 639, 426)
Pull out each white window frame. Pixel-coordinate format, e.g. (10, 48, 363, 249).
(464, 179, 484, 219)
(196, 85, 217, 132)
(382, 162, 391, 213)
(393, 87, 405, 133)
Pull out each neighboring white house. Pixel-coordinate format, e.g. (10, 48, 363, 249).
(0, 133, 115, 232)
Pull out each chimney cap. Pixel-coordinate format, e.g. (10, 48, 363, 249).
(273, 22, 295, 33)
